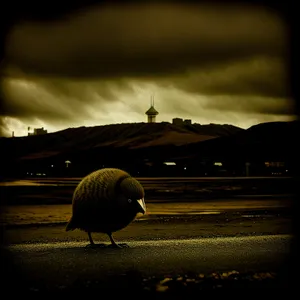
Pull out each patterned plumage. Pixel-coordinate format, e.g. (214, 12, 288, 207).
(66, 168, 146, 248)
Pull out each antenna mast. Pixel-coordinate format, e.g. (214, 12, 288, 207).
(151, 93, 155, 107)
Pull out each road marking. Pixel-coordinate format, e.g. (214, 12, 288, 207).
(6, 234, 292, 251)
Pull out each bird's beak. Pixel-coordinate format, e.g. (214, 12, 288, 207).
(137, 198, 146, 214)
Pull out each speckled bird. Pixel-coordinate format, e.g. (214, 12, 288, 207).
(66, 168, 146, 248)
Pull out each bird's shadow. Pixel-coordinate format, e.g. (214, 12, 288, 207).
(85, 242, 130, 250)
(57, 242, 136, 253)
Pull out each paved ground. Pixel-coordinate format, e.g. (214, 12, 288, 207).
(1, 235, 293, 295)
(1, 206, 295, 295)
(0, 186, 296, 295)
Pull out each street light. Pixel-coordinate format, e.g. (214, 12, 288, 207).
(65, 160, 71, 168)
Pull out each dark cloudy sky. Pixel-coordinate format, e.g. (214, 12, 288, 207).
(0, 1, 295, 137)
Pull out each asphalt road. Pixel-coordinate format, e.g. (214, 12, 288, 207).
(2, 234, 292, 292)
(0, 176, 296, 293)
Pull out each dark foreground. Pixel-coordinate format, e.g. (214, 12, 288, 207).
(1, 235, 294, 296)
(0, 177, 297, 295)
(1, 207, 296, 296)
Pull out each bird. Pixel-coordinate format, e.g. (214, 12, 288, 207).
(66, 168, 146, 248)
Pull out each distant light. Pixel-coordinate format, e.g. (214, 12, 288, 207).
(36, 173, 41, 176)
(65, 160, 71, 168)
(286, 170, 288, 172)
(30, 173, 33, 175)
(43, 173, 46, 176)
(26, 172, 29, 175)
(51, 165, 54, 167)
(184, 167, 187, 170)
(164, 162, 176, 166)
(214, 162, 222, 166)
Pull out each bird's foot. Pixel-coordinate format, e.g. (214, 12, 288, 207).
(85, 243, 129, 249)
(108, 243, 130, 249)
(85, 243, 107, 249)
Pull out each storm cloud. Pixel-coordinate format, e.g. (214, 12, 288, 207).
(159, 56, 289, 99)
(3, 2, 287, 78)
(0, 2, 295, 137)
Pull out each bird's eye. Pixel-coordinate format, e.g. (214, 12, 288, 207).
(128, 199, 132, 203)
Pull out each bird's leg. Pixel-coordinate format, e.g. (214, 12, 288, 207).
(85, 231, 106, 248)
(108, 233, 129, 248)
(88, 231, 94, 245)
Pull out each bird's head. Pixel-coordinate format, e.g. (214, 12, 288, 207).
(116, 177, 146, 215)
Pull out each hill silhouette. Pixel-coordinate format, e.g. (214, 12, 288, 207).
(177, 121, 298, 161)
(2, 121, 241, 160)
(1, 121, 298, 178)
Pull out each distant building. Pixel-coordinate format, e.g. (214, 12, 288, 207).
(145, 96, 159, 123)
(172, 118, 192, 125)
(28, 127, 48, 136)
(172, 118, 183, 125)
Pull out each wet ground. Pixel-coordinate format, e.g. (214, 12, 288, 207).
(1, 195, 294, 295)
(0, 177, 296, 295)
(0, 195, 292, 226)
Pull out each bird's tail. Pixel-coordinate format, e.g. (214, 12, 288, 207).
(66, 217, 76, 231)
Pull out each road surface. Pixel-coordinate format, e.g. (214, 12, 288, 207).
(1, 234, 293, 293)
